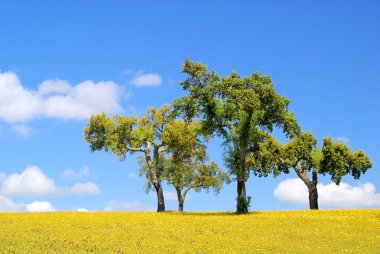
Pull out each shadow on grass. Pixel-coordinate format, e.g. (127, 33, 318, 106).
(164, 211, 262, 216)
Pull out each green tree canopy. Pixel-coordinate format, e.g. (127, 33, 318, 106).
(175, 58, 300, 213)
(282, 132, 372, 209)
(84, 105, 175, 212)
(139, 120, 230, 212)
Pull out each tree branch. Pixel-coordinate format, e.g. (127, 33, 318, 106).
(183, 186, 193, 199)
(159, 146, 169, 154)
(151, 140, 164, 148)
(126, 146, 146, 152)
(225, 120, 236, 136)
(294, 161, 312, 186)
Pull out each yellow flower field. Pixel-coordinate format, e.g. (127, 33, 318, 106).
(0, 209, 379, 253)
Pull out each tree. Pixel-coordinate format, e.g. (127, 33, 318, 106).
(282, 132, 372, 209)
(174, 59, 300, 213)
(84, 105, 175, 212)
(139, 120, 230, 212)
(165, 157, 230, 212)
(164, 123, 229, 212)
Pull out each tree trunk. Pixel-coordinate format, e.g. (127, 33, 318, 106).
(176, 188, 184, 212)
(236, 147, 249, 214)
(153, 182, 165, 212)
(237, 180, 246, 200)
(236, 179, 248, 214)
(178, 200, 184, 212)
(308, 171, 318, 209)
(308, 183, 318, 209)
(294, 164, 319, 210)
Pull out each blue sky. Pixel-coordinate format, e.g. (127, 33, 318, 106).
(0, 1, 379, 212)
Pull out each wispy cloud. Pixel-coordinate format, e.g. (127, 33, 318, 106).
(333, 136, 350, 144)
(164, 191, 178, 201)
(66, 182, 100, 196)
(61, 166, 91, 180)
(128, 172, 137, 178)
(122, 69, 163, 87)
(130, 73, 162, 87)
(11, 124, 35, 138)
(104, 200, 154, 211)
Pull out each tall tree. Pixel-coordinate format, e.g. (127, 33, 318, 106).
(282, 132, 372, 209)
(175, 59, 299, 213)
(84, 105, 175, 212)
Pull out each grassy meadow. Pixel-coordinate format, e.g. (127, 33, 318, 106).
(0, 209, 379, 253)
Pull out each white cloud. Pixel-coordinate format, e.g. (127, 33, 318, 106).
(129, 73, 162, 87)
(2, 166, 57, 197)
(0, 71, 124, 123)
(11, 124, 35, 138)
(274, 178, 308, 204)
(42, 80, 122, 120)
(318, 182, 380, 207)
(0, 172, 7, 181)
(25, 201, 55, 212)
(0, 72, 41, 122)
(0, 194, 25, 212)
(77, 208, 89, 212)
(67, 182, 100, 196)
(0, 194, 55, 212)
(274, 178, 380, 208)
(104, 200, 154, 211)
(1, 166, 100, 197)
(38, 79, 72, 95)
(164, 191, 178, 201)
(0, 166, 99, 212)
(62, 166, 90, 180)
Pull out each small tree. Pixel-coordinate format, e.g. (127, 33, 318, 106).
(84, 105, 175, 212)
(283, 132, 372, 209)
(164, 151, 230, 212)
(139, 120, 230, 212)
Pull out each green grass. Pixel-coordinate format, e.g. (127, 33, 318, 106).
(0, 209, 379, 253)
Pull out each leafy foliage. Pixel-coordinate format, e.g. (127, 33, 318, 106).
(175, 58, 300, 213)
(283, 133, 372, 185)
(283, 132, 318, 171)
(320, 137, 372, 184)
(281, 132, 372, 209)
(84, 105, 175, 211)
(139, 120, 230, 211)
(163, 155, 230, 195)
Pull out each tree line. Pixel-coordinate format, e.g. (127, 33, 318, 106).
(84, 59, 372, 213)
